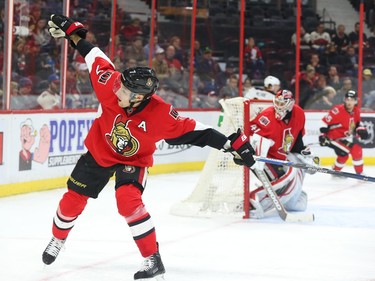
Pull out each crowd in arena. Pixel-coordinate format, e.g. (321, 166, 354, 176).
(2, 0, 375, 111)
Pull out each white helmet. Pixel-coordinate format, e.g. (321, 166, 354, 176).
(264, 76, 280, 91)
(273, 89, 295, 120)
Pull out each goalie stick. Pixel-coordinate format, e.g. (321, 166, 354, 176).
(254, 156, 375, 183)
(218, 98, 315, 222)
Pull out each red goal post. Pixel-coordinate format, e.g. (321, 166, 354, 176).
(170, 98, 273, 219)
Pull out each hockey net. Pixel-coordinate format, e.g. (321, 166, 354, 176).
(170, 97, 273, 218)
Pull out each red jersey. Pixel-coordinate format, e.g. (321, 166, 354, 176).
(249, 105, 306, 160)
(322, 104, 360, 141)
(82, 46, 225, 168)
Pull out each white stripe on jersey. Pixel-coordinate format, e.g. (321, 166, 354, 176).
(85, 47, 114, 72)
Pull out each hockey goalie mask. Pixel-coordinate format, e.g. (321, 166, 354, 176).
(273, 89, 295, 120)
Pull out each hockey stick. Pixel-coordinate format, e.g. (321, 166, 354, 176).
(219, 99, 315, 222)
(254, 156, 375, 182)
(253, 168, 314, 222)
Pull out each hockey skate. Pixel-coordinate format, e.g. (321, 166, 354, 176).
(134, 250, 165, 280)
(42, 237, 66, 265)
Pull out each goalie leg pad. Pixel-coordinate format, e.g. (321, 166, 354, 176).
(250, 167, 303, 217)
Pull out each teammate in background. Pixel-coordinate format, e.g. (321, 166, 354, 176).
(319, 90, 369, 175)
(248, 89, 318, 219)
(43, 14, 256, 280)
(244, 75, 280, 100)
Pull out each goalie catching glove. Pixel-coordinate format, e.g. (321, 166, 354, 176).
(48, 14, 88, 47)
(226, 129, 256, 167)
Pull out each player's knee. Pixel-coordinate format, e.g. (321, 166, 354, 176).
(116, 184, 144, 218)
(59, 189, 89, 217)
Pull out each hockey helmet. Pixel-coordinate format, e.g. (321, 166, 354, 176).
(264, 75, 280, 88)
(273, 89, 295, 120)
(345, 90, 358, 100)
(121, 67, 159, 97)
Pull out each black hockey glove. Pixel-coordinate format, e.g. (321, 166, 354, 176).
(319, 134, 331, 146)
(356, 126, 369, 140)
(48, 14, 88, 47)
(228, 129, 255, 167)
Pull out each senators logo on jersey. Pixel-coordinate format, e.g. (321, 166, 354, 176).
(105, 115, 139, 157)
(281, 128, 294, 154)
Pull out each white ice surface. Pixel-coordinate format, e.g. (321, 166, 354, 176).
(1, 167, 375, 281)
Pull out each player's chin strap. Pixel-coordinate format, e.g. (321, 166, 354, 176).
(254, 156, 375, 183)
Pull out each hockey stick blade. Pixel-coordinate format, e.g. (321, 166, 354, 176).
(254, 156, 375, 183)
(284, 212, 315, 223)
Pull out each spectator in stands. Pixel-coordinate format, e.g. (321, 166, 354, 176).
(124, 36, 147, 66)
(327, 65, 342, 90)
(113, 56, 124, 71)
(342, 46, 358, 76)
(306, 86, 337, 110)
(143, 35, 161, 61)
(73, 31, 97, 68)
(12, 38, 27, 76)
(76, 63, 96, 108)
(348, 22, 368, 50)
(243, 78, 257, 98)
(121, 18, 143, 42)
(305, 74, 327, 108)
(37, 74, 61, 109)
(152, 47, 169, 81)
(169, 36, 185, 67)
(306, 53, 326, 75)
(334, 77, 353, 105)
(310, 22, 331, 53)
(28, 4, 42, 32)
(219, 74, 239, 99)
(299, 65, 318, 108)
(362, 68, 375, 109)
(196, 47, 222, 94)
(165, 45, 184, 94)
(31, 17, 52, 49)
(244, 37, 264, 79)
(368, 27, 375, 49)
(10, 81, 22, 109)
(12, 77, 38, 109)
(215, 62, 236, 91)
(65, 65, 80, 108)
(191, 87, 206, 108)
(291, 26, 311, 50)
(331, 24, 350, 54)
(35, 52, 56, 81)
(203, 91, 220, 108)
(321, 42, 340, 67)
(193, 40, 204, 66)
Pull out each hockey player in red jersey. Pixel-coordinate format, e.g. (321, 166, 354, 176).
(319, 90, 369, 175)
(248, 89, 318, 218)
(42, 15, 255, 280)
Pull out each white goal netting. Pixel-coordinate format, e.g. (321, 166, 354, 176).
(170, 98, 273, 218)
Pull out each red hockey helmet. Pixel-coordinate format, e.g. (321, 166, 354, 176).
(273, 89, 295, 120)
